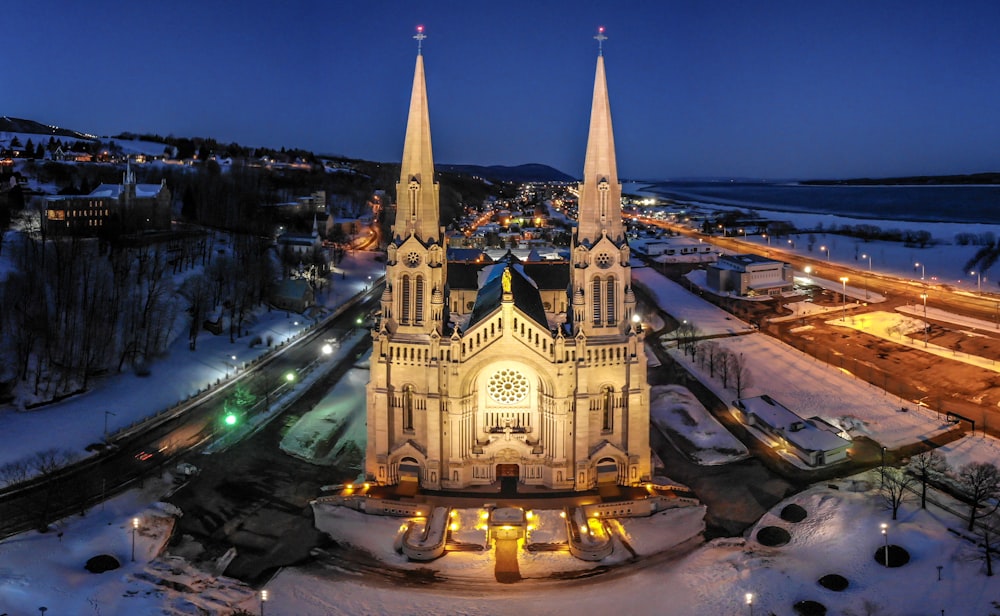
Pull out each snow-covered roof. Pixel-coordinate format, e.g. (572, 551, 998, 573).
(737, 395, 849, 453)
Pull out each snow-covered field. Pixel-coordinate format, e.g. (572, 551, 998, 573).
(650, 384, 749, 465)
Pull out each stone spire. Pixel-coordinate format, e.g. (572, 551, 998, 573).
(393, 26, 441, 245)
(575, 38, 623, 246)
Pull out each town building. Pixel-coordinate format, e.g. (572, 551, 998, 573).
(365, 41, 650, 492)
(734, 395, 850, 467)
(43, 163, 170, 236)
(706, 253, 793, 296)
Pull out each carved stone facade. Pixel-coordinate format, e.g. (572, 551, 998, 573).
(365, 44, 650, 492)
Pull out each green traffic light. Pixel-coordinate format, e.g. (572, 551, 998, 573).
(224, 413, 238, 426)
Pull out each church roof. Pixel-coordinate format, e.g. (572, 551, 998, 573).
(466, 254, 549, 331)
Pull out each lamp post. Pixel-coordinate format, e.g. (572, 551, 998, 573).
(260, 589, 269, 616)
(862, 253, 872, 299)
(762, 233, 771, 246)
(821, 245, 829, 260)
(131, 517, 140, 562)
(915, 261, 925, 280)
(881, 523, 889, 567)
(971, 270, 981, 294)
(921, 293, 929, 347)
(840, 277, 849, 321)
(745, 592, 754, 616)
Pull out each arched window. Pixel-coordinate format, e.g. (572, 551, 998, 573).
(401, 274, 411, 324)
(592, 278, 602, 324)
(602, 385, 614, 431)
(605, 276, 616, 325)
(403, 385, 414, 431)
(415, 276, 424, 324)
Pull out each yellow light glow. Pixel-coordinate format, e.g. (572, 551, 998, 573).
(560, 511, 566, 518)
(449, 523, 458, 531)
(449, 510, 457, 518)
(525, 511, 533, 520)
(480, 511, 490, 520)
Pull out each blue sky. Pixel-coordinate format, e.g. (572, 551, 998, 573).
(6, 0, 1000, 179)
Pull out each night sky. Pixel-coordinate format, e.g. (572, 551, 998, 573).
(6, 1, 1000, 180)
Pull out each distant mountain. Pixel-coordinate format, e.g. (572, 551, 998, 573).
(0, 116, 97, 141)
(802, 172, 1000, 186)
(438, 163, 575, 183)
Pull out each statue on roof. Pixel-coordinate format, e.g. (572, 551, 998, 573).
(502, 267, 512, 294)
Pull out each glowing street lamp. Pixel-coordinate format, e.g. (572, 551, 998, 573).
(839, 277, 849, 321)
(920, 293, 929, 347)
(745, 592, 754, 616)
(971, 270, 982, 294)
(861, 253, 872, 299)
(321, 343, 333, 356)
(285, 372, 296, 384)
(260, 589, 269, 616)
(821, 245, 829, 260)
(881, 523, 890, 567)
(915, 261, 925, 280)
(131, 517, 140, 562)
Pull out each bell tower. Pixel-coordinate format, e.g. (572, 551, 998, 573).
(382, 25, 447, 338)
(570, 28, 636, 337)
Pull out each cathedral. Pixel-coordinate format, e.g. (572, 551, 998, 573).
(365, 35, 650, 492)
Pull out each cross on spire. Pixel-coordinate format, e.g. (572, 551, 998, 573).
(594, 26, 607, 55)
(414, 25, 427, 54)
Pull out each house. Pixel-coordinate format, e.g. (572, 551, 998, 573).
(269, 278, 315, 314)
(734, 395, 851, 467)
(706, 253, 793, 296)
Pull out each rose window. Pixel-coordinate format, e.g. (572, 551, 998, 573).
(487, 369, 529, 405)
(595, 252, 613, 269)
(404, 251, 421, 267)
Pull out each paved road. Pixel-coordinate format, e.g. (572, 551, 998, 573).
(0, 286, 383, 540)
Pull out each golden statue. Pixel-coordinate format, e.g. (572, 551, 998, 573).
(502, 267, 512, 293)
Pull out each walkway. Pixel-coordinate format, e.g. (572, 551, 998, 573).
(494, 539, 521, 583)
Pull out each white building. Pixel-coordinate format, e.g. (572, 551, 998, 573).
(365, 41, 650, 493)
(706, 253, 793, 296)
(734, 395, 850, 467)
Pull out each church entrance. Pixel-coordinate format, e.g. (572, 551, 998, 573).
(497, 464, 519, 496)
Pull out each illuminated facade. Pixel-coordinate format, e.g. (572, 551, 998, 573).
(365, 42, 649, 492)
(43, 164, 170, 236)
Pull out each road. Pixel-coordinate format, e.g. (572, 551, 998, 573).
(0, 285, 384, 540)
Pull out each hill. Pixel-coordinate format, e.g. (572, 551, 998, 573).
(438, 163, 574, 183)
(802, 172, 1000, 186)
(0, 116, 97, 141)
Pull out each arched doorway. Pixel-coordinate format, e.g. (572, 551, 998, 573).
(397, 456, 421, 495)
(496, 463, 519, 496)
(596, 457, 619, 484)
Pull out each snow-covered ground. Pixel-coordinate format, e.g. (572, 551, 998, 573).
(650, 384, 749, 465)
(3, 186, 1000, 612)
(0, 250, 383, 479)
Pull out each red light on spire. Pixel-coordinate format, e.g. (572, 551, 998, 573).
(598, 26, 605, 33)
(417, 25, 424, 33)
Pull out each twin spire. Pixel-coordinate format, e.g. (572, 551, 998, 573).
(393, 27, 621, 245)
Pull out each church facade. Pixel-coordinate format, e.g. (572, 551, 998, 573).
(365, 40, 650, 492)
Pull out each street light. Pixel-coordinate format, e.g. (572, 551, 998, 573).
(260, 589, 269, 616)
(881, 523, 889, 567)
(745, 592, 754, 616)
(285, 372, 296, 383)
(920, 292, 929, 348)
(322, 343, 333, 356)
(131, 517, 140, 562)
(861, 253, 872, 299)
(971, 270, 982, 294)
(915, 261, 925, 280)
(839, 277, 849, 322)
(821, 245, 829, 260)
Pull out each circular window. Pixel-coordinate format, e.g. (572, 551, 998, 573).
(595, 253, 613, 269)
(487, 369, 529, 405)
(404, 252, 421, 267)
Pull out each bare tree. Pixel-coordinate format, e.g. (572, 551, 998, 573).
(879, 466, 916, 520)
(907, 450, 948, 509)
(959, 462, 1000, 531)
(674, 321, 700, 357)
(717, 349, 733, 389)
(703, 341, 720, 378)
(970, 510, 1000, 577)
(728, 351, 753, 398)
